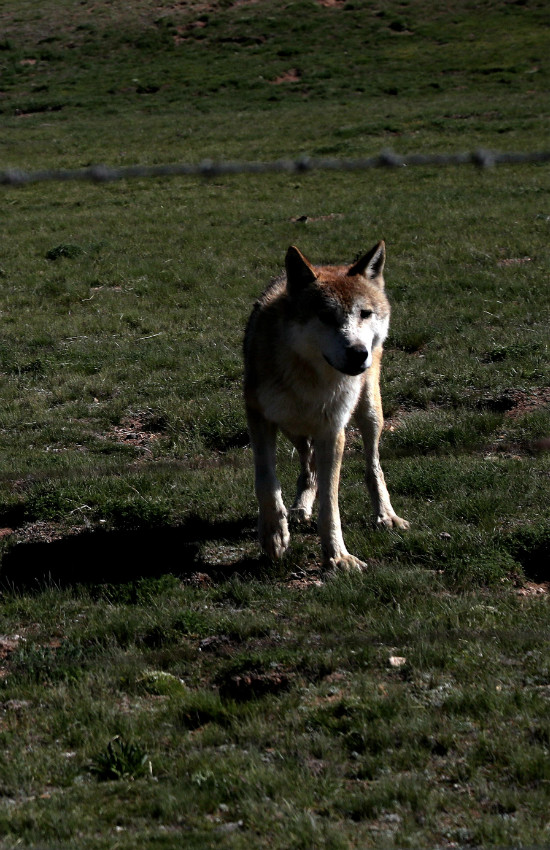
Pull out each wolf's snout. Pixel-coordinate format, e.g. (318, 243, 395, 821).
(344, 345, 370, 375)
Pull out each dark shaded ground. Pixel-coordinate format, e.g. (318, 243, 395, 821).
(0, 515, 262, 591)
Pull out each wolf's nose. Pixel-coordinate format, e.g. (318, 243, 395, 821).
(346, 345, 369, 374)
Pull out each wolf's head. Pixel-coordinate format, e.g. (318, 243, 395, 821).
(285, 242, 391, 377)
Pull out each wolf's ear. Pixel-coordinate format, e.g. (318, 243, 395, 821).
(285, 246, 317, 295)
(348, 241, 385, 283)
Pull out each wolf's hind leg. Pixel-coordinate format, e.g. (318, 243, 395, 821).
(246, 407, 290, 559)
(285, 432, 317, 523)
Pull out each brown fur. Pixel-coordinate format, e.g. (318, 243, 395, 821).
(244, 242, 408, 571)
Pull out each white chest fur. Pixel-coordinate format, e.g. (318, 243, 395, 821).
(258, 364, 362, 438)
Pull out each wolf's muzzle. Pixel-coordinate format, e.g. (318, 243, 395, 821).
(342, 345, 370, 375)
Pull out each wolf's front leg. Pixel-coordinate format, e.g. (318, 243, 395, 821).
(315, 430, 367, 572)
(354, 352, 409, 530)
(246, 406, 290, 559)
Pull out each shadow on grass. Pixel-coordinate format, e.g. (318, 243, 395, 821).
(0, 515, 264, 592)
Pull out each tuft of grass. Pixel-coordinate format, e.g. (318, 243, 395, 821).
(89, 735, 151, 781)
(45, 243, 85, 261)
(137, 669, 187, 697)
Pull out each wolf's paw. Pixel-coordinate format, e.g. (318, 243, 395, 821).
(326, 553, 368, 573)
(289, 507, 313, 526)
(376, 513, 410, 531)
(259, 512, 290, 560)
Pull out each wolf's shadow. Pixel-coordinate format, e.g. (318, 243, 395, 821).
(0, 515, 262, 592)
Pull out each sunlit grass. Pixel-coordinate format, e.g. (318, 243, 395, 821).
(0, 0, 548, 847)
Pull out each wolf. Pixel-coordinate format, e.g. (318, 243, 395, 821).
(243, 241, 408, 571)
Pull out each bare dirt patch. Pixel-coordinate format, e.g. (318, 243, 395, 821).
(108, 411, 167, 455)
(497, 256, 533, 267)
(474, 386, 550, 450)
(481, 387, 550, 457)
(13, 519, 82, 546)
(200, 540, 258, 568)
(272, 69, 302, 84)
(497, 387, 550, 419)
(516, 581, 550, 597)
(0, 633, 27, 680)
(217, 667, 293, 701)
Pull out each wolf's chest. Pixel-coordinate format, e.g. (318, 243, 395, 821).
(259, 371, 361, 437)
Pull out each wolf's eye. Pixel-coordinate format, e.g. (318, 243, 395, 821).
(360, 309, 373, 320)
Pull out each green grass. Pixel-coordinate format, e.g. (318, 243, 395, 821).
(0, 0, 549, 846)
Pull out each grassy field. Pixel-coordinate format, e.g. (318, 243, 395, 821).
(0, 0, 549, 847)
